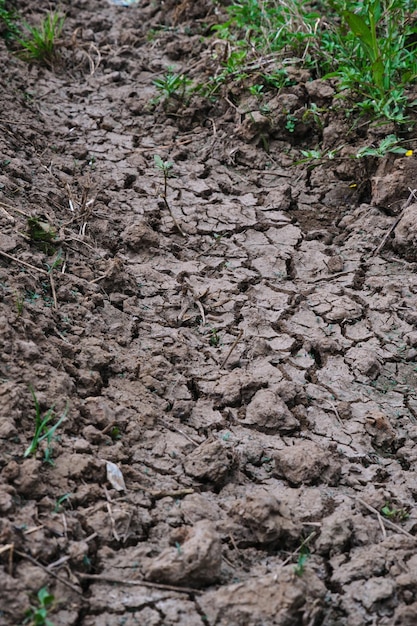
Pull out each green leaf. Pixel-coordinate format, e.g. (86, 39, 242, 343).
(38, 587, 54, 607)
(343, 11, 375, 60)
(372, 57, 385, 91)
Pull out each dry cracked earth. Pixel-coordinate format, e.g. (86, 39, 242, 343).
(2, 0, 417, 624)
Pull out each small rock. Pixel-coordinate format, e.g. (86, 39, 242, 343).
(144, 520, 221, 587)
(305, 79, 335, 103)
(240, 388, 299, 433)
(236, 111, 271, 141)
(365, 410, 396, 447)
(326, 254, 344, 273)
(229, 490, 296, 545)
(273, 440, 341, 486)
(122, 221, 160, 251)
(0, 489, 14, 514)
(345, 345, 381, 380)
(183, 439, 238, 487)
(316, 507, 353, 555)
(393, 602, 417, 626)
(392, 203, 417, 261)
(199, 568, 326, 625)
(0, 233, 17, 252)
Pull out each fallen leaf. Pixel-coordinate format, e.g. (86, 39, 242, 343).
(105, 460, 126, 491)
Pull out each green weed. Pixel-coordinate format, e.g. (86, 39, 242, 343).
(331, 0, 417, 120)
(23, 587, 54, 626)
(209, 328, 221, 347)
(381, 502, 409, 522)
(24, 387, 68, 465)
(46, 250, 63, 274)
(285, 113, 297, 133)
(296, 145, 342, 165)
(154, 154, 173, 180)
(53, 493, 72, 513)
(302, 103, 326, 129)
(27, 217, 57, 254)
(14, 291, 25, 316)
(293, 547, 310, 577)
(109, 425, 122, 440)
(249, 83, 264, 98)
(152, 70, 192, 105)
(25, 290, 41, 304)
(17, 11, 64, 67)
(356, 133, 409, 158)
(208, 0, 417, 121)
(299, 149, 324, 162)
(154, 155, 185, 236)
(0, 0, 20, 41)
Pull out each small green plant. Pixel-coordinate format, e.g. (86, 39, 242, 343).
(53, 493, 72, 513)
(24, 387, 68, 465)
(25, 290, 41, 304)
(299, 149, 324, 162)
(23, 587, 55, 626)
(294, 547, 310, 577)
(0, 0, 20, 41)
(302, 103, 326, 129)
(109, 425, 122, 440)
(356, 134, 409, 158)
(262, 67, 293, 90)
(296, 145, 342, 165)
(14, 291, 25, 316)
(45, 250, 63, 274)
(209, 328, 221, 347)
(248, 83, 264, 98)
(152, 70, 192, 105)
(154, 154, 173, 182)
(285, 113, 297, 133)
(27, 216, 57, 254)
(381, 502, 409, 522)
(154, 155, 185, 236)
(18, 11, 64, 66)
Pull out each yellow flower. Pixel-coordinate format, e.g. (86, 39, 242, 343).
(405, 150, 413, 157)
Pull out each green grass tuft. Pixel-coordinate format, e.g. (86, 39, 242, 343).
(17, 11, 65, 66)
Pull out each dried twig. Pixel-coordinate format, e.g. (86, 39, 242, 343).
(372, 188, 417, 257)
(49, 271, 58, 310)
(0, 250, 48, 275)
(104, 486, 120, 542)
(161, 193, 186, 237)
(0, 542, 14, 576)
(78, 572, 201, 595)
(0, 204, 15, 222)
(15, 550, 81, 594)
(134, 484, 195, 499)
(220, 330, 244, 368)
(158, 417, 200, 446)
(0, 543, 14, 555)
(0, 201, 30, 218)
(47, 533, 98, 569)
(357, 498, 416, 541)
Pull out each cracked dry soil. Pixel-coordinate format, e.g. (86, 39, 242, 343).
(2, 0, 417, 624)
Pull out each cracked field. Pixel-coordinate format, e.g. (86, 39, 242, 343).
(2, 0, 417, 624)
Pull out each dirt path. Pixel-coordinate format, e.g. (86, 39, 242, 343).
(2, 0, 417, 624)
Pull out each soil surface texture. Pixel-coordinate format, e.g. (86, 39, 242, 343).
(2, 1, 417, 625)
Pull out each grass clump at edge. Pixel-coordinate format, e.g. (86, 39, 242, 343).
(206, 0, 417, 122)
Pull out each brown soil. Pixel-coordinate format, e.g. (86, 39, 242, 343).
(2, 1, 417, 624)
